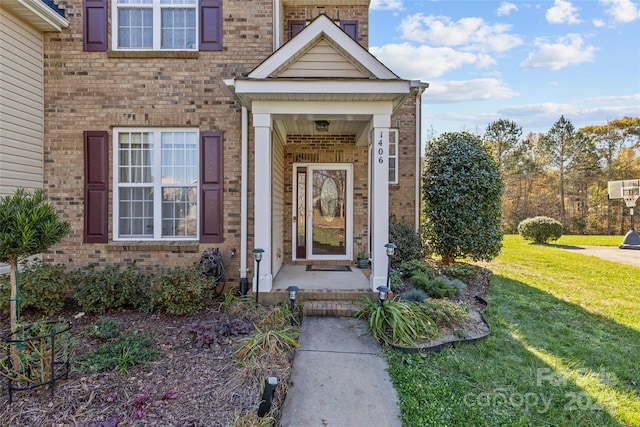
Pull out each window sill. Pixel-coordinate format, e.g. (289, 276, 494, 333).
(108, 241, 200, 252)
(107, 51, 200, 59)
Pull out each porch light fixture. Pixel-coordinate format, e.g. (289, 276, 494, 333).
(253, 248, 264, 305)
(315, 120, 329, 132)
(286, 286, 299, 325)
(376, 285, 390, 305)
(385, 242, 396, 293)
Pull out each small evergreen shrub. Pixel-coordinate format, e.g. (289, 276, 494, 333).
(411, 274, 458, 299)
(389, 271, 403, 293)
(398, 259, 434, 279)
(389, 215, 424, 266)
(73, 265, 149, 314)
(419, 299, 469, 329)
(86, 316, 122, 340)
(401, 288, 429, 303)
(518, 216, 563, 244)
(440, 263, 479, 283)
(149, 265, 210, 316)
(0, 261, 69, 315)
(74, 331, 159, 374)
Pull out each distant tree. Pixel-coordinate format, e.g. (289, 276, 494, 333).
(579, 117, 640, 233)
(483, 119, 523, 173)
(540, 116, 578, 223)
(422, 132, 503, 264)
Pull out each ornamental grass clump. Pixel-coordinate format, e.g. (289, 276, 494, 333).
(356, 297, 437, 346)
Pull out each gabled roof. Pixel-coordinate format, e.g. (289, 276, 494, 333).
(248, 14, 399, 80)
(2, 0, 69, 31)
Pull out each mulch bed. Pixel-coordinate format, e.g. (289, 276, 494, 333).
(0, 302, 296, 427)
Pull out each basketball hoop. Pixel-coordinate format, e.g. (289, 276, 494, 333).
(623, 194, 639, 208)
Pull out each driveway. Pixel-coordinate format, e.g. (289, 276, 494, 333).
(557, 245, 640, 268)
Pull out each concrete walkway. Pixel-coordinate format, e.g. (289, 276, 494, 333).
(279, 316, 402, 427)
(557, 245, 640, 268)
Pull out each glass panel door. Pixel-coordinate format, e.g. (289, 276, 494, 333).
(295, 168, 307, 258)
(311, 168, 347, 256)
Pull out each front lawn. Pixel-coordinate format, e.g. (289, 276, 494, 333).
(386, 235, 640, 426)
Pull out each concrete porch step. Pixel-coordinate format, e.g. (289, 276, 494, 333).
(257, 289, 376, 317)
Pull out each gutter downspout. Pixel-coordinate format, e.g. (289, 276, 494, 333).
(239, 106, 249, 294)
(413, 82, 428, 232)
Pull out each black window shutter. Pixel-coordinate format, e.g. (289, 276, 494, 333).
(200, 131, 224, 243)
(288, 20, 306, 40)
(84, 131, 109, 243)
(199, 0, 222, 51)
(83, 0, 108, 51)
(340, 20, 358, 41)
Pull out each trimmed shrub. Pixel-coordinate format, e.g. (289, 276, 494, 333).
(148, 265, 210, 316)
(419, 299, 469, 329)
(389, 215, 424, 266)
(440, 263, 479, 283)
(73, 265, 149, 314)
(389, 271, 403, 293)
(411, 274, 459, 299)
(400, 288, 429, 303)
(0, 261, 69, 315)
(518, 216, 563, 244)
(398, 259, 435, 279)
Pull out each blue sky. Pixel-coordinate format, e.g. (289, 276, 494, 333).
(368, 0, 640, 140)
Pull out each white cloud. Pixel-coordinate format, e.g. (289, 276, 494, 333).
(592, 18, 606, 27)
(370, 0, 403, 11)
(424, 79, 518, 103)
(497, 2, 518, 16)
(370, 43, 483, 79)
(399, 14, 523, 53)
(600, 0, 640, 23)
(520, 34, 597, 70)
(546, 0, 582, 24)
(370, 42, 506, 79)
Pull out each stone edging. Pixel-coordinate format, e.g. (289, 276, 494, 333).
(389, 295, 491, 353)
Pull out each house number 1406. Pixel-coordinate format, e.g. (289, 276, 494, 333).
(378, 132, 384, 164)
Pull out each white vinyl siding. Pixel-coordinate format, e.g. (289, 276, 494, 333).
(271, 134, 285, 276)
(0, 7, 45, 196)
(277, 40, 368, 78)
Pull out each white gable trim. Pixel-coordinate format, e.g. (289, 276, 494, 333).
(248, 14, 398, 80)
(2, 0, 69, 32)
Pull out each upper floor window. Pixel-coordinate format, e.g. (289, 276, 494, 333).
(113, 128, 199, 240)
(389, 129, 398, 185)
(113, 0, 197, 50)
(288, 19, 358, 41)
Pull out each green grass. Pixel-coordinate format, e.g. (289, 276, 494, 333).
(552, 234, 625, 247)
(386, 235, 640, 427)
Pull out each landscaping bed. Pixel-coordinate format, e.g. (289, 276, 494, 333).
(0, 299, 297, 426)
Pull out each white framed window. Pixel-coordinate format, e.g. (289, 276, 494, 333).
(389, 128, 399, 185)
(113, 128, 199, 240)
(112, 0, 197, 50)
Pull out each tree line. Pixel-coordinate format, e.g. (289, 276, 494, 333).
(479, 116, 640, 235)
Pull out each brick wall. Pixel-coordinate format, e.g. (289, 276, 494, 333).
(42, 0, 274, 279)
(283, 4, 369, 47)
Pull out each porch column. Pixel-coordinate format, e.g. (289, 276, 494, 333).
(253, 113, 273, 292)
(370, 114, 391, 291)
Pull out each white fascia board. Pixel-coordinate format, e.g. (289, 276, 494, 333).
(248, 15, 398, 80)
(252, 100, 393, 116)
(6, 0, 70, 31)
(234, 79, 411, 95)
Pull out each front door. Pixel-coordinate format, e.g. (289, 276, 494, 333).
(293, 163, 352, 261)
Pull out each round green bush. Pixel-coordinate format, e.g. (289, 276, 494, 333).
(410, 274, 459, 299)
(518, 216, 563, 244)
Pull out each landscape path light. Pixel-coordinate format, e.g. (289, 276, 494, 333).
(253, 248, 264, 305)
(286, 286, 299, 325)
(376, 285, 390, 306)
(384, 242, 396, 293)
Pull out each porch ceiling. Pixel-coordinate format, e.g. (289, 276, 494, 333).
(275, 116, 368, 137)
